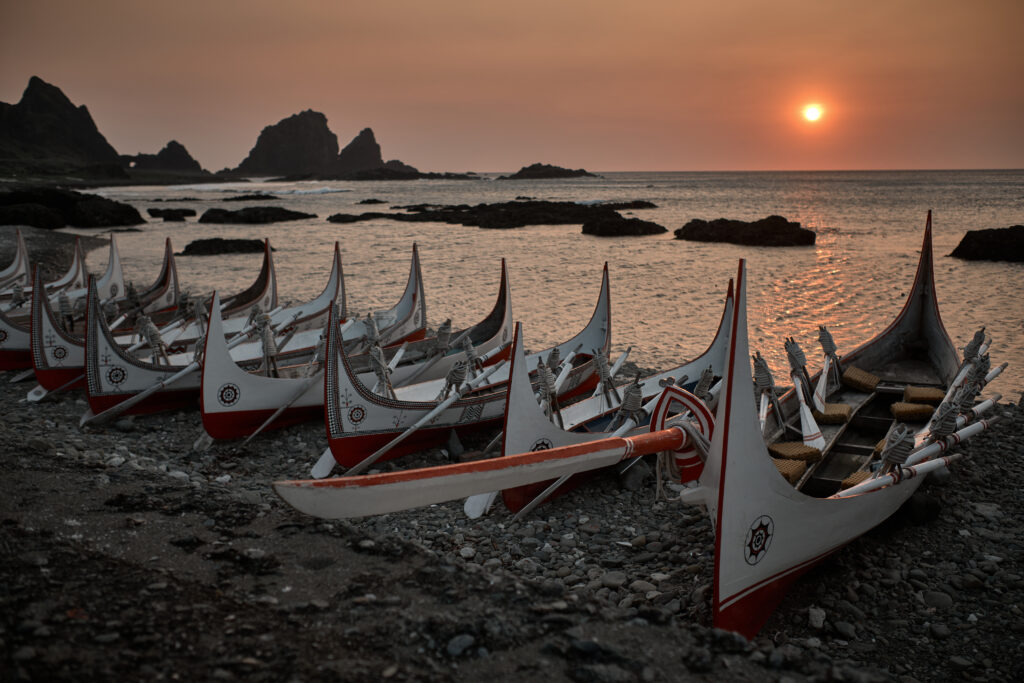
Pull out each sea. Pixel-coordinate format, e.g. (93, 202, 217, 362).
(86, 170, 1024, 394)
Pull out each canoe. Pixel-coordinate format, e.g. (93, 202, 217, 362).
(81, 244, 346, 421)
(199, 257, 512, 441)
(0, 234, 87, 303)
(494, 277, 733, 513)
(684, 212, 1003, 639)
(322, 263, 612, 469)
(0, 228, 30, 292)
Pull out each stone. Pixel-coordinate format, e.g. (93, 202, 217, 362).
(336, 128, 384, 173)
(629, 580, 657, 593)
(126, 140, 206, 174)
(459, 546, 476, 560)
(446, 633, 475, 657)
(833, 620, 856, 639)
(674, 215, 816, 247)
(930, 622, 951, 639)
(0, 188, 143, 228)
(950, 225, 1024, 262)
(601, 571, 627, 588)
(923, 590, 953, 610)
(147, 208, 196, 222)
(808, 606, 826, 629)
(618, 459, 651, 491)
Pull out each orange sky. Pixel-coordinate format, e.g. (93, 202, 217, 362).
(1, 0, 1022, 172)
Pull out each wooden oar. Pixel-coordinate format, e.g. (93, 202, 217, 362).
(8, 368, 36, 383)
(812, 355, 831, 413)
(343, 361, 506, 476)
(275, 425, 688, 520)
(238, 372, 323, 447)
(392, 328, 474, 388)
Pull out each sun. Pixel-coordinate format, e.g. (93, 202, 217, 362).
(803, 104, 823, 122)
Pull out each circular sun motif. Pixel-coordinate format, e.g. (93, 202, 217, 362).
(744, 515, 774, 565)
(109, 283, 119, 297)
(530, 438, 553, 451)
(217, 383, 240, 407)
(52, 345, 68, 360)
(0, 328, 8, 343)
(348, 406, 366, 424)
(106, 366, 127, 385)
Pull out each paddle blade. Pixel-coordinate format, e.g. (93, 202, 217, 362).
(311, 447, 336, 479)
(463, 492, 498, 519)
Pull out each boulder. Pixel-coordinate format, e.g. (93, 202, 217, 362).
(674, 215, 815, 246)
(147, 208, 196, 222)
(233, 110, 339, 176)
(949, 225, 1024, 262)
(180, 238, 269, 256)
(125, 140, 205, 173)
(198, 207, 316, 224)
(357, 198, 386, 205)
(0, 188, 143, 228)
(582, 215, 667, 236)
(335, 128, 384, 173)
(0, 76, 121, 175)
(499, 163, 598, 180)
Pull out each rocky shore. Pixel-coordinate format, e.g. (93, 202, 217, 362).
(1, 355, 1021, 681)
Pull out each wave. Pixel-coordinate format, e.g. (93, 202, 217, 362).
(273, 187, 353, 196)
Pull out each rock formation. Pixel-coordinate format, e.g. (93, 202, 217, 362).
(499, 163, 598, 180)
(0, 188, 144, 229)
(180, 238, 269, 256)
(124, 140, 205, 173)
(0, 76, 123, 176)
(950, 225, 1024, 262)
(674, 215, 816, 247)
(147, 208, 196, 222)
(581, 215, 667, 236)
(198, 207, 317, 224)
(336, 128, 384, 173)
(234, 110, 339, 176)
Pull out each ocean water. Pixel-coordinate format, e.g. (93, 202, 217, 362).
(86, 171, 1024, 394)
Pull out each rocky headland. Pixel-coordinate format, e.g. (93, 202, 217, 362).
(581, 215, 667, 237)
(950, 225, 1024, 262)
(675, 215, 816, 247)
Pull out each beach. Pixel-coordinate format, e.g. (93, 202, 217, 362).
(1, 331, 1021, 681)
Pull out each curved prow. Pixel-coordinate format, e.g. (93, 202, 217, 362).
(47, 237, 87, 291)
(268, 241, 343, 330)
(95, 235, 125, 301)
(221, 238, 278, 316)
(141, 237, 181, 316)
(378, 242, 426, 346)
(842, 211, 958, 385)
(0, 228, 30, 289)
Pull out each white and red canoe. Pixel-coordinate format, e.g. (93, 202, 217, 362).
(275, 215, 1002, 643)
(200, 256, 510, 440)
(495, 277, 733, 513)
(0, 228, 30, 292)
(1, 235, 123, 370)
(82, 243, 347, 418)
(1, 232, 87, 303)
(321, 263, 612, 468)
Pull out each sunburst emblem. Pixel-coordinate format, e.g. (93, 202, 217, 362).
(530, 438, 553, 451)
(0, 329, 7, 343)
(348, 406, 366, 424)
(109, 283, 119, 297)
(52, 345, 68, 360)
(217, 383, 240, 407)
(744, 515, 774, 565)
(107, 366, 127, 385)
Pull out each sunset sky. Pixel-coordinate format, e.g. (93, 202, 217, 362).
(2, 1, 1022, 172)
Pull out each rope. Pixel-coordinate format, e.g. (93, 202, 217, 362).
(126, 282, 140, 310)
(437, 360, 469, 400)
(58, 290, 74, 332)
(785, 337, 807, 373)
(880, 423, 913, 472)
(963, 327, 985, 363)
(594, 350, 621, 407)
(609, 376, 644, 430)
(954, 382, 981, 415)
(817, 326, 837, 356)
(369, 343, 395, 398)
(255, 313, 279, 377)
(547, 347, 561, 372)
(434, 318, 452, 352)
(752, 351, 774, 392)
(928, 401, 959, 440)
(136, 314, 169, 365)
(461, 336, 481, 373)
(694, 365, 715, 404)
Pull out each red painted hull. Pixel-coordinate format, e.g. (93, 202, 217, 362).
(329, 419, 501, 468)
(201, 404, 323, 440)
(35, 366, 85, 391)
(88, 388, 198, 417)
(0, 349, 32, 370)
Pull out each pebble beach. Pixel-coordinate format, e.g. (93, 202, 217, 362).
(2, 228, 1023, 682)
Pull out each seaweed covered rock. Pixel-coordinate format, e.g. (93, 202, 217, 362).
(675, 215, 815, 246)
(582, 215, 667, 236)
(180, 238, 269, 256)
(198, 207, 316, 224)
(950, 225, 1024, 262)
(147, 208, 196, 222)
